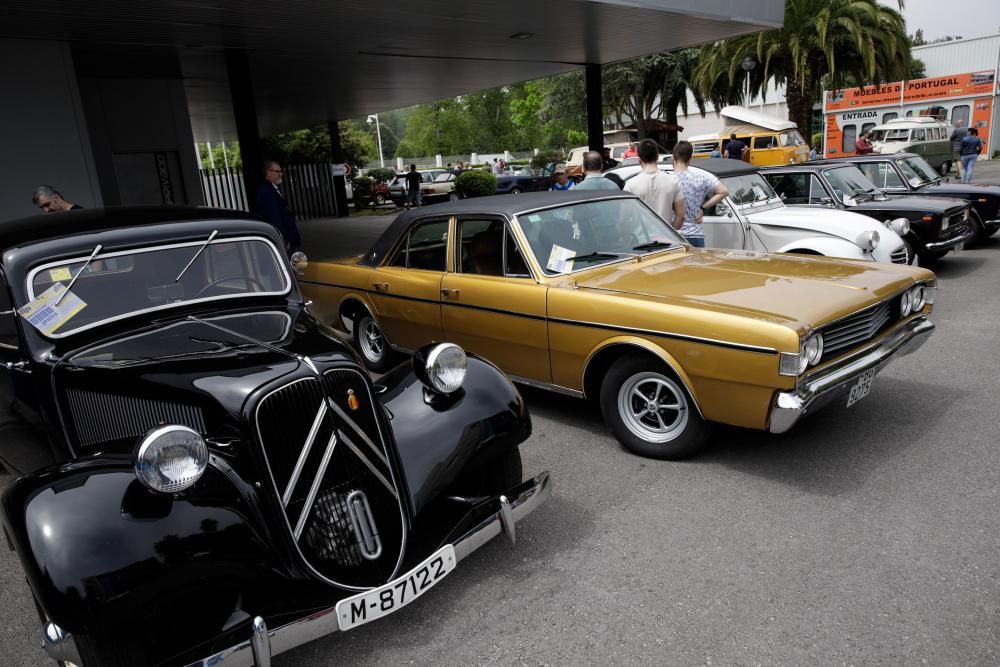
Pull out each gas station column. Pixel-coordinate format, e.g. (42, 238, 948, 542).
(225, 49, 263, 211)
(586, 64, 604, 154)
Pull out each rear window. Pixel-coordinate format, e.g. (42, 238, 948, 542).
(25, 236, 290, 338)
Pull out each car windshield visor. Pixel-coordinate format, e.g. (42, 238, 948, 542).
(823, 167, 879, 201)
(25, 236, 290, 338)
(517, 198, 685, 275)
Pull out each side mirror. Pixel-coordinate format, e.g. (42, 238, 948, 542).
(713, 202, 732, 217)
(819, 197, 834, 207)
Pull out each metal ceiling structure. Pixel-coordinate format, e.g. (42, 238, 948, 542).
(0, 0, 782, 141)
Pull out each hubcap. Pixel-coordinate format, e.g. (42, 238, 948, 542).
(617, 372, 689, 443)
(359, 318, 384, 362)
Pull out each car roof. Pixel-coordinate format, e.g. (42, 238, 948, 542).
(361, 190, 635, 266)
(763, 161, 856, 172)
(0, 206, 259, 251)
(812, 153, 918, 163)
(687, 157, 759, 177)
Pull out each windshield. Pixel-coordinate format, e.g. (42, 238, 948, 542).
(723, 173, 780, 206)
(517, 198, 685, 275)
(899, 156, 938, 185)
(433, 173, 452, 182)
(26, 236, 290, 338)
(822, 167, 879, 200)
(895, 159, 931, 188)
(872, 128, 909, 143)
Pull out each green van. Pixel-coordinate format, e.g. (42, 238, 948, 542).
(869, 117, 956, 175)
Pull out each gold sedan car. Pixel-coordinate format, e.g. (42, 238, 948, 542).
(299, 191, 936, 459)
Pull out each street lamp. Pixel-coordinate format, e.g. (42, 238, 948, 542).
(366, 114, 385, 168)
(740, 56, 757, 107)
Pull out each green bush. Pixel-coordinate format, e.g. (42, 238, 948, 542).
(811, 132, 824, 151)
(366, 167, 397, 183)
(508, 159, 530, 166)
(455, 171, 497, 198)
(531, 150, 564, 171)
(352, 176, 373, 210)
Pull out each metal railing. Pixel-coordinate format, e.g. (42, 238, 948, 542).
(199, 163, 346, 220)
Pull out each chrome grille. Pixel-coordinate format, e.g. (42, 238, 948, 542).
(255, 371, 404, 588)
(66, 388, 205, 446)
(940, 211, 969, 240)
(819, 299, 894, 362)
(890, 245, 908, 264)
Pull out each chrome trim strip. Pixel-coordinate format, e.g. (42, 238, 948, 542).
(346, 490, 383, 560)
(250, 617, 271, 667)
(507, 374, 584, 398)
(328, 401, 389, 467)
(25, 235, 292, 339)
(184, 472, 551, 667)
(292, 429, 339, 540)
(282, 400, 328, 507)
(769, 317, 934, 434)
(337, 428, 396, 497)
(553, 316, 779, 355)
(925, 230, 972, 250)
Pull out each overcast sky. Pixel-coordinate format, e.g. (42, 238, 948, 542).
(883, 0, 1000, 41)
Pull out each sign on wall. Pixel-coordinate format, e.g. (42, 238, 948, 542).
(826, 71, 996, 111)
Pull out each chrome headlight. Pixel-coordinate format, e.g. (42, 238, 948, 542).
(779, 333, 824, 377)
(887, 218, 910, 236)
(135, 425, 209, 494)
(900, 290, 913, 317)
(290, 251, 308, 276)
(856, 230, 880, 252)
(803, 333, 824, 365)
(414, 342, 467, 394)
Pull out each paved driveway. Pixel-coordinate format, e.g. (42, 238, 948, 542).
(2, 207, 999, 666)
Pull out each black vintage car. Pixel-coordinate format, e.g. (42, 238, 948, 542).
(763, 161, 974, 263)
(0, 207, 550, 666)
(835, 152, 1000, 243)
(495, 163, 556, 194)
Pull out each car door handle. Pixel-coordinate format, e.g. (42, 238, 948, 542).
(373, 282, 389, 292)
(440, 288, 459, 298)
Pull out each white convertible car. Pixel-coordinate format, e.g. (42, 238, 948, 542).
(607, 158, 910, 265)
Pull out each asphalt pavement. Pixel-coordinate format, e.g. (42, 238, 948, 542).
(2, 166, 1000, 665)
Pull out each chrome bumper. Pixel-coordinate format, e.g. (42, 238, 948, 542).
(925, 227, 974, 250)
(768, 317, 934, 434)
(183, 472, 551, 667)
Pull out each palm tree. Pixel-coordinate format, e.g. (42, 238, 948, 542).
(692, 0, 911, 138)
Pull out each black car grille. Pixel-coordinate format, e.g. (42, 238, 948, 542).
(939, 210, 970, 240)
(66, 388, 205, 446)
(255, 370, 404, 588)
(819, 297, 896, 362)
(890, 246, 908, 264)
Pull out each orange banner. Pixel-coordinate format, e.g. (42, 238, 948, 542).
(826, 71, 996, 111)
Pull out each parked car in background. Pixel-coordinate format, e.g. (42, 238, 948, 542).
(607, 158, 910, 264)
(765, 161, 974, 262)
(299, 191, 936, 461)
(868, 116, 954, 174)
(420, 171, 458, 203)
(495, 163, 557, 194)
(389, 169, 447, 206)
(0, 207, 549, 666)
(838, 152, 1000, 242)
(565, 146, 588, 179)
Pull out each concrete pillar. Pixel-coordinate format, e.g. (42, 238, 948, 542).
(585, 64, 604, 154)
(327, 120, 350, 218)
(435, 154, 443, 167)
(504, 150, 511, 161)
(225, 49, 263, 212)
(397, 156, 404, 171)
(471, 152, 478, 164)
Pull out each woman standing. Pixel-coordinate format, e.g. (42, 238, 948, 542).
(959, 128, 983, 183)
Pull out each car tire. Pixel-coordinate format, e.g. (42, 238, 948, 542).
(510, 187, 522, 194)
(903, 238, 917, 265)
(599, 355, 709, 460)
(969, 210, 988, 245)
(353, 313, 395, 373)
(939, 161, 951, 176)
(449, 192, 459, 202)
(374, 193, 386, 206)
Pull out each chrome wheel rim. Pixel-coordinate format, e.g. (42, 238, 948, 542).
(617, 372, 688, 443)
(358, 318, 385, 363)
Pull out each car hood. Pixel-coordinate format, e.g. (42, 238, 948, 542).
(921, 182, 1000, 198)
(558, 248, 924, 331)
(744, 205, 886, 239)
(856, 194, 967, 214)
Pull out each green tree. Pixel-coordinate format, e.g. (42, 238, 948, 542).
(692, 0, 911, 138)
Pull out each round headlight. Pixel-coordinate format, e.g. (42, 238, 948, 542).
(911, 285, 925, 311)
(856, 230, 880, 251)
(421, 343, 467, 394)
(889, 218, 911, 236)
(900, 290, 912, 317)
(135, 425, 209, 494)
(804, 333, 824, 365)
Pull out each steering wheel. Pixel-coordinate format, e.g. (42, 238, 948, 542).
(195, 275, 267, 298)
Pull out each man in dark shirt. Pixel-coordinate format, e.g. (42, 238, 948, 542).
(601, 147, 620, 171)
(254, 160, 301, 256)
(32, 186, 83, 213)
(404, 164, 423, 210)
(724, 133, 749, 161)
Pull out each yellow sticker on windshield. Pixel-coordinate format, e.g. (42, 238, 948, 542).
(49, 267, 72, 282)
(17, 283, 87, 335)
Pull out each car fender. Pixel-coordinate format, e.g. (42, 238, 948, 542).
(378, 354, 531, 515)
(336, 291, 378, 333)
(0, 456, 286, 637)
(773, 236, 870, 260)
(581, 336, 704, 416)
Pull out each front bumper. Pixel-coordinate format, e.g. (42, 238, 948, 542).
(768, 317, 934, 434)
(924, 225, 974, 251)
(182, 472, 551, 667)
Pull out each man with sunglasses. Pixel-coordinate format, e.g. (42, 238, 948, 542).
(255, 160, 301, 255)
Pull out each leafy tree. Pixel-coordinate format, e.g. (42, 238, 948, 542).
(692, 0, 911, 138)
(338, 120, 377, 167)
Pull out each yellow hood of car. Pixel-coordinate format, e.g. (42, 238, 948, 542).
(557, 248, 929, 330)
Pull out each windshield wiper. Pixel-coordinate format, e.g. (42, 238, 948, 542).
(572, 251, 622, 263)
(175, 230, 218, 282)
(55, 244, 103, 306)
(632, 240, 680, 252)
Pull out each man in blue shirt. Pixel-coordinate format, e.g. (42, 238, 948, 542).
(959, 128, 983, 183)
(574, 151, 621, 190)
(724, 133, 749, 161)
(550, 166, 575, 191)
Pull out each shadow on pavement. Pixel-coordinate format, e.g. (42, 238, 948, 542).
(926, 255, 988, 280)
